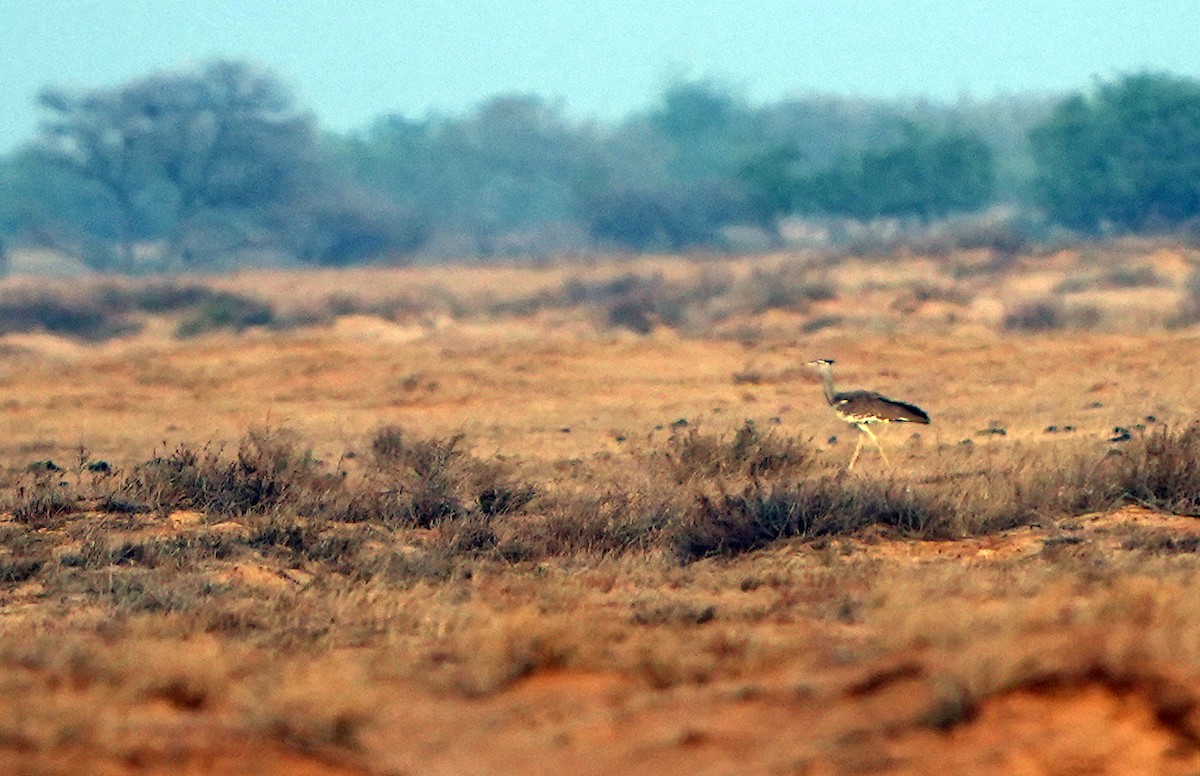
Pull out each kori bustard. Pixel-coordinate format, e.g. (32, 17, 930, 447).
(805, 359, 930, 468)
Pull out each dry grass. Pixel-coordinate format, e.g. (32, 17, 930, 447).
(2, 237, 1194, 343)
(4, 243, 1200, 773)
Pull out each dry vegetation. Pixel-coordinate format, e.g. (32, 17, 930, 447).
(4, 241, 1200, 774)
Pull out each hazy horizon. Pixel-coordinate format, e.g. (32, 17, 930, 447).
(4, 1, 1200, 152)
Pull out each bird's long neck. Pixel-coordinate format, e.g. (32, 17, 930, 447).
(818, 366, 837, 405)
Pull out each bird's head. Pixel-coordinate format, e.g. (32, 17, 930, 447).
(804, 358, 835, 370)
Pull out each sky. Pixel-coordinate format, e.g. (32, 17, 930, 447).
(4, 1, 1200, 152)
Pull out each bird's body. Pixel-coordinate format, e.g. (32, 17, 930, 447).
(805, 359, 929, 468)
(828, 389, 930, 427)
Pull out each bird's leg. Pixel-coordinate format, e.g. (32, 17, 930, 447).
(848, 427, 865, 469)
(861, 424, 890, 466)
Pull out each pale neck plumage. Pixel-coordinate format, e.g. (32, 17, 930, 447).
(817, 364, 837, 404)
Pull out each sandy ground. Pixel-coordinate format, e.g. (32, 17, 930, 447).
(3, 247, 1200, 774)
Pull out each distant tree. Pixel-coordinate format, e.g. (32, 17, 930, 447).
(333, 95, 601, 255)
(755, 96, 910, 171)
(444, 95, 603, 252)
(575, 79, 764, 250)
(585, 188, 679, 250)
(328, 114, 440, 226)
(651, 80, 743, 142)
(323, 82, 1041, 256)
(0, 147, 124, 264)
(33, 59, 409, 270)
(1029, 72, 1200, 232)
(584, 181, 740, 251)
(736, 145, 803, 243)
(647, 79, 763, 182)
(795, 124, 995, 220)
(267, 185, 428, 266)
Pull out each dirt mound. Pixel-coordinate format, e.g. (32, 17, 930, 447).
(887, 668, 1200, 775)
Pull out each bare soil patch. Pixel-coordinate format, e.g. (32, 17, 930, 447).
(4, 245, 1200, 773)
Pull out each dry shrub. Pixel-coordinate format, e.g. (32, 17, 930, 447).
(123, 429, 334, 516)
(175, 291, 276, 337)
(8, 468, 79, 529)
(510, 490, 681, 559)
(920, 425, 1200, 534)
(1099, 424, 1200, 514)
(0, 288, 140, 341)
(0, 557, 43, 584)
(360, 426, 538, 530)
(113, 425, 537, 540)
(369, 428, 467, 525)
(526, 270, 735, 333)
(501, 422, 815, 561)
(540, 272, 685, 333)
(21, 422, 1200, 571)
(642, 423, 1200, 563)
(1055, 264, 1166, 293)
(1002, 298, 1103, 332)
(1119, 527, 1200, 554)
(246, 521, 366, 569)
(100, 282, 238, 313)
(60, 533, 240, 569)
(891, 281, 976, 312)
(107, 571, 226, 614)
(726, 263, 836, 315)
(10, 488, 76, 528)
(330, 423, 1200, 565)
(672, 477, 959, 563)
(0, 282, 281, 342)
(655, 420, 815, 483)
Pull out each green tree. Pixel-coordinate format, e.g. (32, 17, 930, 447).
(1029, 72, 1200, 231)
(36, 60, 318, 268)
(736, 145, 803, 243)
(0, 147, 127, 263)
(32, 59, 406, 270)
(795, 124, 995, 220)
(333, 95, 601, 255)
(579, 79, 763, 250)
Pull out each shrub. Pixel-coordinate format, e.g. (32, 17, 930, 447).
(246, 522, 364, 566)
(557, 271, 734, 334)
(1102, 424, 1200, 514)
(730, 264, 836, 315)
(123, 429, 331, 516)
(0, 558, 43, 584)
(320, 426, 540, 530)
(671, 477, 957, 563)
(10, 486, 77, 528)
(60, 534, 240, 569)
(1002, 299, 1102, 332)
(1054, 264, 1165, 293)
(175, 292, 276, 337)
(656, 420, 814, 483)
(0, 289, 140, 341)
(505, 489, 682, 559)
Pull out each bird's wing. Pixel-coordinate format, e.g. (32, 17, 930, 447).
(834, 391, 930, 423)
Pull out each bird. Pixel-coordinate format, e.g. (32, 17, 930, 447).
(804, 359, 930, 469)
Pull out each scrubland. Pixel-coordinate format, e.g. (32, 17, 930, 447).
(3, 240, 1200, 774)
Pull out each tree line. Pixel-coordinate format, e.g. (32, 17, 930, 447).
(2, 60, 1199, 273)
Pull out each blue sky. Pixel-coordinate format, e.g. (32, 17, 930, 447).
(4, 1, 1200, 151)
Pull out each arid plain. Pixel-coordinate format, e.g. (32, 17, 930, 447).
(3, 242, 1200, 774)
